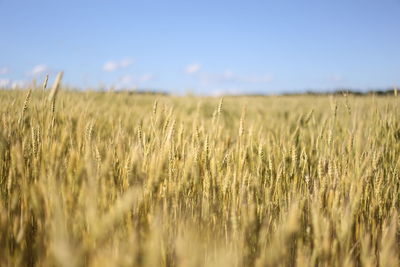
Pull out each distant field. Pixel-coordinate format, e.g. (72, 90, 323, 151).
(0, 86, 399, 266)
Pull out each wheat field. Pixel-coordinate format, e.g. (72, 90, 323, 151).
(0, 81, 399, 266)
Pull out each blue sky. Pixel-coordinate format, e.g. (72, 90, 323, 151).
(0, 0, 399, 94)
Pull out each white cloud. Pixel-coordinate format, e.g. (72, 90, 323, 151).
(113, 74, 134, 90)
(139, 73, 154, 82)
(119, 74, 134, 84)
(120, 58, 133, 68)
(222, 69, 234, 80)
(211, 88, 243, 96)
(0, 67, 9, 75)
(241, 74, 274, 83)
(0, 79, 10, 87)
(11, 80, 28, 89)
(114, 73, 155, 89)
(185, 63, 201, 74)
(328, 75, 344, 82)
(103, 58, 134, 72)
(197, 69, 274, 85)
(103, 61, 119, 72)
(0, 78, 31, 89)
(30, 64, 49, 76)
